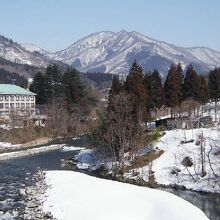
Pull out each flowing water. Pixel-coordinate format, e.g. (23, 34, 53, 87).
(0, 137, 219, 219)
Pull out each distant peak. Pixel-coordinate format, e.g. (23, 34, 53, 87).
(118, 30, 128, 34)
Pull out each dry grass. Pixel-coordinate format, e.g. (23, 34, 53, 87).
(131, 149, 164, 169)
(0, 126, 51, 144)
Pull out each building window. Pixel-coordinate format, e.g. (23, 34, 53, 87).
(21, 96, 25, 101)
(16, 103, 20, 108)
(21, 103, 25, 108)
(31, 96, 34, 101)
(26, 103, 30, 108)
(31, 103, 35, 108)
(11, 96, 14, 101)
(5, 96, 9, 101)
(16, 96, 20, 101)
(5, 103, 9, 108)
(10, 103, 14, 108)
(0, 96, 3, 101)
(0, 103, 3, 109)
(26, 96, 29, 101)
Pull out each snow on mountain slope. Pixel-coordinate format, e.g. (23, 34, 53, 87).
(50, 31, 220, 76)
(21, 43, 51, 55)
(2, 31, 220, 75)
(186, 47, 220, 67)
(0, 35, 49, 67)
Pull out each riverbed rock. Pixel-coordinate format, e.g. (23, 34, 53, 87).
(181, 156, 193, 167)
(19, 188, 26, 196)
(23, 171, 56, 219)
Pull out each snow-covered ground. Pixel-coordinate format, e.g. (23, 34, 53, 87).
(72, 127, 220, 193)
(42, 170, 209, 220)
(61, 146, 86, 152)
(127, 128, 220, 193)
(0, 142, 21, 151)
(74, 149, 97, 169)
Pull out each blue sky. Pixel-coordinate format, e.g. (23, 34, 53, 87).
(0, 0, 219, 51)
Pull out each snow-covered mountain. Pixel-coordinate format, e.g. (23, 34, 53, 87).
(0, 35, 50, 67)
(49, 30, 220, 76)
(21, 43, 51, 55)
(1, 31, 220, 76)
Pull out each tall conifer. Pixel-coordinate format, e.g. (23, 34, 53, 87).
(208, 68, 220, 121)
(145, 69, 163, 117)
(164, 64, 181, 117)
(107, 75, 122, 112)
(183, 64, 200, 101)
(124, 60, 148, 121)
(30, 72, 47, 104)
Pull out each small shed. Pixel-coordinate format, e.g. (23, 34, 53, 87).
(193, 116, 213, 128)
(155, 116, 213, 130)
(155, 117, 192, 130)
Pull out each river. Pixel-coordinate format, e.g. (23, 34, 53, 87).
(0, 137, 219, 220)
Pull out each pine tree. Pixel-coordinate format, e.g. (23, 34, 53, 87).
(208, 68, 220, 121)
(107, 75, 122, 112)
(183, 64, 201, 101)
(45, 64, 62, 101)
(151, 69, 164, 110)
(176, 62, 184, 101)
(164, 64, 181, 117)
(197, 75, 209, 104)
(124, 60, 148, 121)
(196, 75, 209, 116)
(144, 69, 163, 118)
(61, 68, 90, 110)
(144, 72, 153, 117)
(30, 72, 47, 104)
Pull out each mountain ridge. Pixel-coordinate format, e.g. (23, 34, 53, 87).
(0, 35, 50, 67)
(0, 31, 220, 76)
(49, 30, 220, 76)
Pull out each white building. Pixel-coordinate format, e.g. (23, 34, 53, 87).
(0, 84, 36, 118)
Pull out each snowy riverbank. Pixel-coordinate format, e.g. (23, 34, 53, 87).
(71, 127, 220, 194)
(42, 170, 209, 220)
(0, 144, 65, 161)
(126, 127, 220, 193)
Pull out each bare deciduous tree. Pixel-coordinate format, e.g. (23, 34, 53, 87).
(89, 91, 147, 178)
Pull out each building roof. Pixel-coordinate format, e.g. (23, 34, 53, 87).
(0, 84, 36, 95)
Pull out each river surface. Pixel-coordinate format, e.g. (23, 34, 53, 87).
(0, 137, 219, 220)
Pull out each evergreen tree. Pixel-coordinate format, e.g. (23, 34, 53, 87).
(144, 72, 153, 116)
(144, 69, 163, 117)
(124, 60, 148, 121)
(176, 62, 184, 101)
(30, 72, 47, 104)
(107, 75, 122, 112)
(45, 64, 62, 101)
(208, 68, 220, 121)
(197, 75, 209, 104)
(164, 64, 181, 117)
(0, 68, 28, 88)
(61, 69, 89, 106)
(151, 69, 164, 110)
(183, 64, 200, 101)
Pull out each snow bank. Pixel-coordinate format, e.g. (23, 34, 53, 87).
(74, 149, 96, 169)
(61, 146, 85, 152)
(0, 144, 64, 161)
(43, 170, 208, 220)
(133, 128, 220, 193)
(0, 142, 21, 151)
